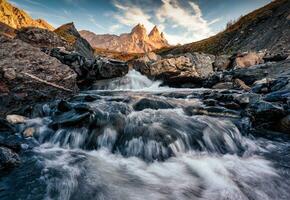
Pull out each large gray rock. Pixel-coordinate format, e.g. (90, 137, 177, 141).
(0, 36, 78, 117)
(133, 52, 215, 87)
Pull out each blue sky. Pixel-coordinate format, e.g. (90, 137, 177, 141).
(10, 0, 272, 44)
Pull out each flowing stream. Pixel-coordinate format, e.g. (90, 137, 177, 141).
(1, 70, 290, 200)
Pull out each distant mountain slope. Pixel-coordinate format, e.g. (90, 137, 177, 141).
(0, 0, 54, 31)
(54, 22, 95, 59)
(157, 0, 290, 56)
(80, 24, 170, 53)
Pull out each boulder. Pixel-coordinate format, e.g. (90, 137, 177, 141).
(134, 53, 214, 87)
(6, 115, 27, 124)
(97, 58, 129, 79)
(251, 78, 274, 94)
(233, 52, 264, 69)
(47, 48, 129, 87)
(133, 98, 174, 111)
(0, 36, 78, 117)
(247, 101, 286, 123)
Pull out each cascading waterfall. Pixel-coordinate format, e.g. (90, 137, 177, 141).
(92, 70, 166, 91)
(1, 70, 290, 200)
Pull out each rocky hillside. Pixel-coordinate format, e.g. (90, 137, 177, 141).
(0, 21, 15, 37)
(0, 0, 54, 31)
(80, 24, 170, 53)
(158, 0, 290, 56)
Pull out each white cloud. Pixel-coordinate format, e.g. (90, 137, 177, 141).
(109, 24, 122, 33)
(111, 0, 219, 45)
(156, 0, 219, 44)
(88, 15, 107, 31)
(112, 1, 155, 32)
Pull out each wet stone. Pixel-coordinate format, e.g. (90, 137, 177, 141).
(133, 98, 174, 111)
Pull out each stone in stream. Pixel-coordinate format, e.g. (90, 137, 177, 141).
(247, 101, 286, 124)
(6, 115, 27, 124)
(133, 98, 174, 111)
(51, 110, 91, 128)
(278, 115, 290, 133)
(251, 78, 274, 94)
(264, 89, 290, 102)
(0, 146, 20, 171)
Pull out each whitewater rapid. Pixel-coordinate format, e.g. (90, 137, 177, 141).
(1, 70, 290, 200)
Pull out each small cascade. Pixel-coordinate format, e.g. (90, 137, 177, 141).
(92, 70, 165, 91)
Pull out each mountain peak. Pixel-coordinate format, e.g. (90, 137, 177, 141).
(149, 25, 161, 37)
(131, 24, 147, 35)
(0, 0, 54, 30)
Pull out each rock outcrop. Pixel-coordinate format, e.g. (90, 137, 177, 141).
(0, 0, 54, 31)
(80, 24, 170, 53)
(0, 36, 78, 117)
(46, 48, 129, 88)
(54, 23, 95, 59)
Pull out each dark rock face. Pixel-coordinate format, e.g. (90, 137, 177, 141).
(46, 48, 129, 88)
(54, 23, 95, 59)
(0, 36, 78, 117)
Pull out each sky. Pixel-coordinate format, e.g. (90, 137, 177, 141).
(10, 0, 272, 45)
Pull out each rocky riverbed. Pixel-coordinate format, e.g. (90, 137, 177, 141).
(0, 68, 290, 199)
